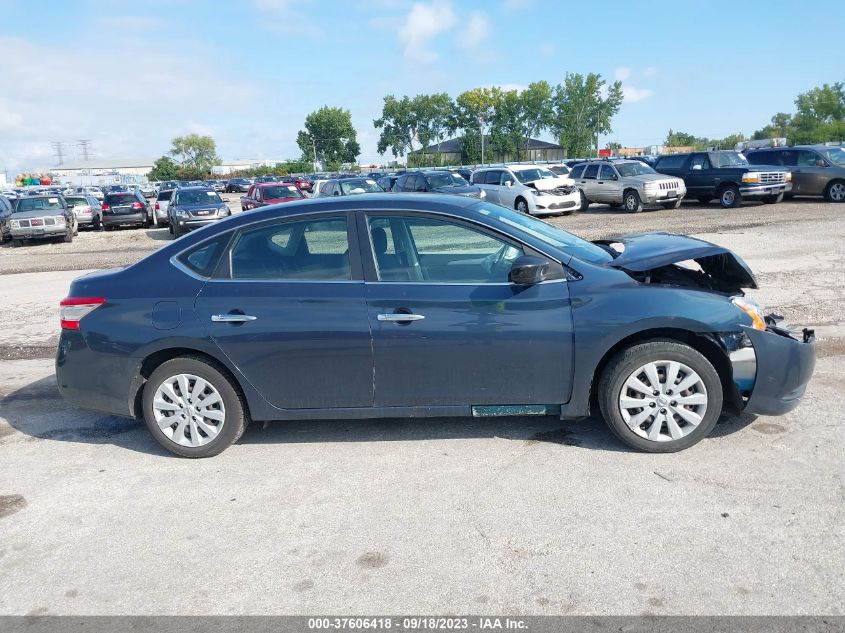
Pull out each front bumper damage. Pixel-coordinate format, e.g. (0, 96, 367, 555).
(722, 325, 816, 416)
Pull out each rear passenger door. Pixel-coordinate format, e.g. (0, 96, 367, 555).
(194, 213, 373, 410)
(579, 164, 600, 199)
(596, 165, 619, 202)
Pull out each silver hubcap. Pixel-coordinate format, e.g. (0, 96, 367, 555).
(152, 373, 225, 447)
(626, 195, 637, 209)
(722, 190, 735, 205)
(830, 183, 845, 201)
(517, 200, 528, 212)
(618, 360, 708, 442)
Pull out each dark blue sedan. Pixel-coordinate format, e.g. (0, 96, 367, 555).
(56, 194, 815, 457)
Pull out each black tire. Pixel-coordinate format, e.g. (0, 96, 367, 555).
(93, 216, 101, 231)
(719, 184, 741, 208)
(579, 190, 590, 211)
(598, 340, 723, 453)
(515, 197, 529, 214)
(142, 356, 248, 458)
(697, 196, 711, 205)
(762, 192, 784, 204)
(624, 189, 643, 213)
(11, 238, 23, 247)
(662, 198, 683, 210)
(824, 179, 845, 203)
(63, 230, 73, 243)
(172, 222, 181, 239)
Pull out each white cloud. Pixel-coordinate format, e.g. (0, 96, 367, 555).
(614, 66, 631, 81)
(398, 0, 457, 62)
(457, 11, 490, 49)
(622, 85, 654, 103)
(643, 66, 657, 77)
(0, 98, 23, 130)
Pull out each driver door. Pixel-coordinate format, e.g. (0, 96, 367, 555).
(359, 212, 575, 407)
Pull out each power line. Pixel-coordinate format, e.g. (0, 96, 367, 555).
(77, 139, 92, 161)
(51, 141, 65, 166)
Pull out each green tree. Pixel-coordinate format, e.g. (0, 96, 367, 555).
(489, 89, 523, 158)
(413, 93, 457, 166)
(298, 106, 360, 171)
(147, 156, 179, 181)
(454, 87, 502, 163)
(517, 81, 553, 159)
(752, 112, 795, 140)
(169, 134, 220, 172)
(374, 95, 417, 159)
(549, 73, 623, 158)
(791, 82, 845, 144)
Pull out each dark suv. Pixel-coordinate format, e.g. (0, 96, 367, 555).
(101, 191, 151, 230)
(168, 187, 230, 238)
(392, 171, 484, 198)
(745, 145, 845, 202)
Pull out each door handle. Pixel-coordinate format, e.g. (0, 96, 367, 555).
(377, 313, 425, 322)
(211, 314, 257, 323)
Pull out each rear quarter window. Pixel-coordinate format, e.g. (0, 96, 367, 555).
(655, 155, 686, 170)
(176, 232, 232, 278)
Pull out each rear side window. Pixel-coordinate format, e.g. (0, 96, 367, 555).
(656, 155, 686, 170)
(177, 232, 232, 278)
(582, 165, 599, 179)
(570, 165, 585, 179)
(230, 217, 350, 281)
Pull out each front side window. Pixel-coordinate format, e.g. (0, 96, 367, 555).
(570, 165, 586, 179)
(819, 147, 845, 166)
(582, 164, 599, 179)
(598, 165, 617, 180)
(230, 217, 350, 281)
(689, 155, 711, 170)
(708, 152, 749, 167)
(511, 168, 556, 183)
(796, 150, 823, 167)
(367, 216, 523, 283)
(616, 162, 657, 176)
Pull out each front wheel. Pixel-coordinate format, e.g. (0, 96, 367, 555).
(719, 185, 741, 208)
(824, 179, 845, 202)
(579, 190, 590, 212)
(93, 216, 101, 231)
(63, 230, 73, 243)
(624, 190, 643, 213)
(515, 197, 529, 214)
(142, 356, 248, 458)
(598, 340, 722, 452)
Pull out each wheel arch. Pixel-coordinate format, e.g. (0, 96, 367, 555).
(588, 327, 740, 415)
(131, 346, 252, 421)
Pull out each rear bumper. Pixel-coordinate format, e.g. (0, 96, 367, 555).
(740, 182, 793, 198)
(103, 212, 145, 227)
(56, 331, 140, 418)
(743, 325, 815, 416)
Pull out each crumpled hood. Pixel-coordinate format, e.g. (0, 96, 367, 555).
(595, 232, 758, 290)
(530, 176, 575, 190)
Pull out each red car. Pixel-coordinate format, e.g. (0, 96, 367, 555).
(287, 176, 312, 193)
(240, 182, 305, 211)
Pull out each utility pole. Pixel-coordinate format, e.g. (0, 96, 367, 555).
(77, 139, 91, 161)
(51, 141, 65, 166)
(477, 116, 485, 166)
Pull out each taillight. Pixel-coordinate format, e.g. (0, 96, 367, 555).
(60, 297, 106, 330)
(131, 202, 143, 209)
(154, 202, 160, 210)
(101, 204, 111, 213)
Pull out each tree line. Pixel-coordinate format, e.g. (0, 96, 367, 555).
(374, 73, 624, 165)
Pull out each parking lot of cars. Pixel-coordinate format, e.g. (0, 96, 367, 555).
(0, 190, 843, 613)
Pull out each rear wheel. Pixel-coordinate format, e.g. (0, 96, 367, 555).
(142, 356, 248, 458)
(763, 192, 784, 204)
(624, 190, 643, 213)
(824, 179, 845, 202)
(579, 190, 590, 211)
(63, 230, 73, 243)
(93, 216, 101, 231)
(719, 185, 741, 208)
(598, 340, 722, 452)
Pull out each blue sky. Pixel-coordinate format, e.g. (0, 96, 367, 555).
(1, 0, 843, 171)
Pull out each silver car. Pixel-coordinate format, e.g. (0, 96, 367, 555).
(471, 165, 581, 216)
(63, 194, 103, 230)
(153, 189, 174, 226)
(571, 159, 686, 212)
(10, 195, 77, 246)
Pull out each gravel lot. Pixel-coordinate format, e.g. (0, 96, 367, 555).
(0, 196, 843, 615)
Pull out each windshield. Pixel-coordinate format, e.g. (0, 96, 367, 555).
(616, 162, 656, 176)
(549, 165, 569, 175)
(340, 179, 382, 195)
(512, 168, 557, 183)
(64, 197, 88, 206)
(819, 147, 845, 166)
(262, 185, 303, 199)
(709, 151, 749, 167)
(474, 202, 612, 264)
(14, 197, 65, 213)
(106, 194, 138, 205)
(175, 190, 223, 205)
(426, 173, 468, 188)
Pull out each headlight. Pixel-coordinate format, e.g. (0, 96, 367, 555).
(176, 209, 188, 218)
(785, 172, 792, 182)
(10, 220, 19, 228)
(56, 215, 66, 224)
(742, 173, 760, 184)
(732, 297, 766, 331)
(644, 182, 657, 191)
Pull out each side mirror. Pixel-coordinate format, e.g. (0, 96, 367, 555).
(504, 180, 514, 187)
(333, 190, 340, 196)
(691, 164, 703, 171)
(509, 255, 550, 285)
